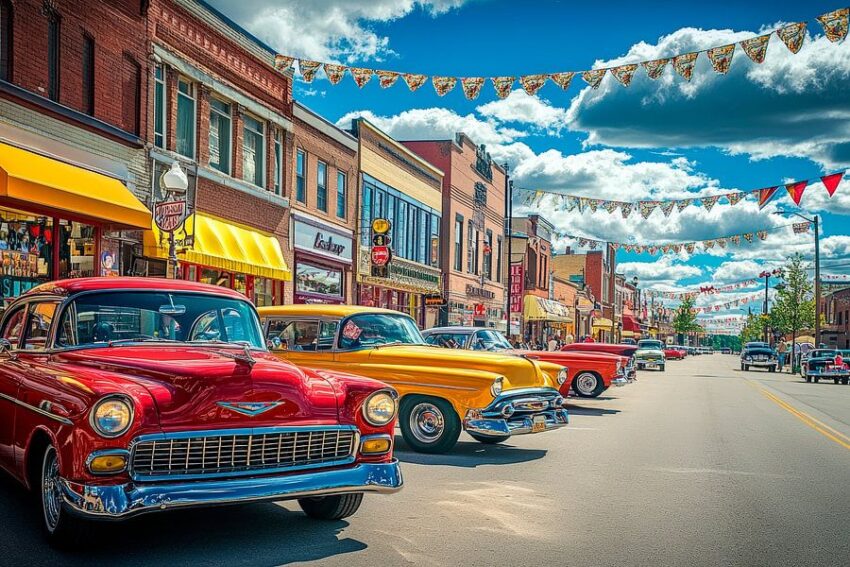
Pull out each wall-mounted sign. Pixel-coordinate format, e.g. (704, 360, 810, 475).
(372, 234, 391, 247)
(371, 246, 391, 266)
(466, 285, 496, 299)
(371, 218, 391, 235)
(509, 263, 524, 314)
(473, 303, 486, 318)
(153, 200, 187, 232)
(293, 217, 353, 263)
(424, 293, 446, 307)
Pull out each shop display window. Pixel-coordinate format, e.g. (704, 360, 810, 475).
(59, 221, 96, 279)
(296, 262, 342, 298)
(254, 277, 273, 307)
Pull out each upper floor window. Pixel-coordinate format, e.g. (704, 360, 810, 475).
(153, 64, 165, 149)
(46, 8, 61, 101)
(208, 97, 231, 174)
(454, 215, 463, 272)
(0, 1, 12, 82)
(295, 149, 306, 203)
(176, 78, 196, 158)
(496, 236, 503, 282)
(242, 114, 264, 187)
(81, 34, 94, 115)
(121, 55, 141, 135)
(484, 229, 493, 280)
(336, 171, 346, 219)
(316, 160, 328, 212)
(273, 133, 282, 195)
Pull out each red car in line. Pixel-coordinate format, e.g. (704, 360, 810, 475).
(664, 346, 687, 360)
(0, 278, 402, 547)
(421, 327, 629, 398)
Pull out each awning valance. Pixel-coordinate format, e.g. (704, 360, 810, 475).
(523, 295, 573, 323)
(592, 317, 614, 329)
(144, 213, 291, 281)
(622, 314, 640, 332)
(0, 142, 151, 229)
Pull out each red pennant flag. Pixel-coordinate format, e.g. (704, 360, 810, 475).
(758, 186, 778, 209)
(785, 181, 808, 206)
(821, 172, 844, 197)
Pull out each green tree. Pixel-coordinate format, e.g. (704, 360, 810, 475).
(768, 253, 815, 340)
(740, 313, 768, 344)
(673, 296, 702, 343)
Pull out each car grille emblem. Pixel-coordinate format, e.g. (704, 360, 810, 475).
(217, 401, 282, 416)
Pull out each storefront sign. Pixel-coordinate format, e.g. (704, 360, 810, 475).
(293, 218, 353, 263)
(371, 218, 391, 234)
(371, 246, 391, 266)
(154, 200, 187, 232)
(1, 276, 39, 300)
(424, 293, 445, 307)
(313, 233, 345, 256)
(473, 303, 486, 318)
(509, 263, 524, 314)
(466, 285, 496, 299)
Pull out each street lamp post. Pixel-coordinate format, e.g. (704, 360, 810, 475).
(775, 211, 821, 345)
(159, 161, 189, 280)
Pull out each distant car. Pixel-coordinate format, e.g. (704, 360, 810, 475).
(622, 338, 637, 345)
(721, 348, 732, 354)
(634, 339, 666, 371)
(664, 346, 686, 360)
(801, 349, 849, 384)
(741, 343, 778, 372)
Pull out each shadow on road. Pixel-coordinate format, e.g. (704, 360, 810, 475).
(395, 438, 546, 468)
(0, 472, 366, 566)
(565, 404, 621, 416)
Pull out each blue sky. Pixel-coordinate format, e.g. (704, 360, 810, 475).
(210, 0, 850, 324)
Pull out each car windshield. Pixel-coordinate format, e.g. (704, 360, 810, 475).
(56, 291, 264, 349)
(470, 330, 513, 351)
(811, 349, 839, 358)
(423, 332, 469, 349)
(338, 313, 425, 349)
(638, 340, 663, 350)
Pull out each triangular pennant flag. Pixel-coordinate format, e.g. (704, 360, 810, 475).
(581, 69, 607, 89)
(728, 192, 744, 206)
(730, 235, 741, 245)
(350, 67, 373, 88)
(660, 201, 676, 217)
(685, 242, 696, 253)
(757, 230, 768, 241)
(702, 195, 720, 211)
(620, 203, 633, 219)
(299, 60, 322, 82)
(274, 55, 295, 71)
(587, 199, 599, 213)
(611, 242, 621, 251)
(793, 222, 812, 234)
(403, 73, 428, 91)
(672, 52, 699, 81)
(578, 238, 588, 248)
(717, 238, 727, 249)
(550, 72, 575, 90)
(706, 44, 735, 74)
(777, 22, 807, 54)
(740, 34, 771, 64)
(376, 70, 400, 88)
(661, 245, 672, 254)
(703, 240, 716, 250)
(323, 63, 347, 84)
(611, 64, 638, 87)
(642, 58, 669, 80)
(602, 200, 619, 214)
(743, 233, 754, 243)
(577, 197, 589, 213)
(758, 186, 779, 209)
(491, 76, 515, 99)
(676, 198, 692, 212)
(672, 244, 683, 254)
(519, 74, 548, 96)
(785, 181, 808, 206)
(588, 240, 599, 250)
(648, 245, 659, 255)
(565, 196, 579, 212)
(432, 76, 457, 96)
(460, 77, 485, 100)
(817, 8, 849, 43)
(821, 172, 844, 197)
(638, 201, 658, 219)
(634, 245, 645, 254)
(624, 244, 634, 253)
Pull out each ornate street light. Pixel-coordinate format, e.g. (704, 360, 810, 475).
(159, 161, 189, 279)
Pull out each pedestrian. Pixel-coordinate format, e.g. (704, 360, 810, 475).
(547, 335, 558, 352)
(777, 341, 787, 372)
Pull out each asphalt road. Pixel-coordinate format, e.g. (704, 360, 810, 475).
(1, 354, 849, 566)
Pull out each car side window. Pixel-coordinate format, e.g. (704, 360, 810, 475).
(23, 302, 58, 350)
(318, 321, 338, 351)
(1, 306, 27, 348)
(266, 319, 319, 352)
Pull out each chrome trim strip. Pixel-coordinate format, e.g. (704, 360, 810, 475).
(131, 424, 358, 443)
(384, 381, 479, 392)
(0, 392, 73, 425)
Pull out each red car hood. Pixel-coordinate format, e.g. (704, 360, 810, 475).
(53, 346, 340, 430)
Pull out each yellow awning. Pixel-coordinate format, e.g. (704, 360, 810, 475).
(523, 295, 573, 323)
(592, 317, 614, 329)
(0, 142, 151, 228)
(144, 213, 291, 281)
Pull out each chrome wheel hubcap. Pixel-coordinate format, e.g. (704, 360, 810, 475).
(576, 373, 597, 394)
(409, 403, 445, 444)
(42, 448, 62, 532)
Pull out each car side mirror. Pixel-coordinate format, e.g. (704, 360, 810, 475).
(0, 338, 17, 360)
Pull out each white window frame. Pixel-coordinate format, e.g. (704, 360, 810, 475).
(274, 132, 282, 195)
(242, 112, 265, 188)
(153, 64, 167, 149)
(176, 76, 196, 159)
(316, 160, 328, 212)
(208, 96, 232, 175)
(336, 171, 346, 219)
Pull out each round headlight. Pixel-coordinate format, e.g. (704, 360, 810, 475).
(362, 391, 397, 426)
(90, 396, 133, 438)
(557, 368, 568, 385)
(490, 377, 504, 397)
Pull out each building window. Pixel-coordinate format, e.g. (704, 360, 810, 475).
(0, 0, 12, 82)
(81, 34, 94, 115)
(153, 64, 165, 149)
(336, 171, 346, 219)
(242, 114, 264, 187)
(273, 133, 282, 195)
(361, 182, 372, 246)
(496, 236, 502, 282)
(484, 229, 493, 280)
(454, 215, 463, 272)
(121, 54, 141, 135)
(208, 97, 231, 174)
(431, 213, 440, 268)
(316, 160, 327, 212)
(296, 149, 306, 203)
(176, 78, 196, 158)
(47, 9, 61, 102)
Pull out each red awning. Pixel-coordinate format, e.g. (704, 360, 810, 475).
(622, 314, 640, 332)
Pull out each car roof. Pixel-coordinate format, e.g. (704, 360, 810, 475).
(21, 277, 249, 301)
(421, 327, 491, 335)
(258, 304, 406, 318)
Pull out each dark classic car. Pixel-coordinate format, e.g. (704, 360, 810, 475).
(801, 349, 849, 384)
(0, 278, 402, 547)
(741, 342, 778, 372)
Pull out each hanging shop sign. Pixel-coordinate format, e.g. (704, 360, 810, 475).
(370, 218, 392, 278)
(153, 200, 187, 233)
(424, 293, 446, 307)
(509, 263, 524, 314)
(371, 246, 391, 267)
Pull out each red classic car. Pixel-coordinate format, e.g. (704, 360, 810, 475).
(664, 346, 687, 360)
(0, 278, 402, 547)
(421, 327, 629, 398)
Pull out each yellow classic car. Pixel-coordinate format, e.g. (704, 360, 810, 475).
(258, 305, 569, 453)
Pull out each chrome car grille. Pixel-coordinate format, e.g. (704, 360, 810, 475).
(130, 427, 358, 481)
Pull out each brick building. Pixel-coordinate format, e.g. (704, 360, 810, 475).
(0, 0, 152, 303)
(289, 102, 358, 304)
(141, 0, 293, 304)
(552, 246, 618, 341)
(822, 287, 850, 349)
(403, 134, 507, 329)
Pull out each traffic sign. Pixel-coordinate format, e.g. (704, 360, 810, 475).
(372, 234, 391, 247)
(371, 246, 391, 266)
(371, 218, 391, 235)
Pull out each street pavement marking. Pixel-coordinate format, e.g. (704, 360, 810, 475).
(750, 382, 850, 451)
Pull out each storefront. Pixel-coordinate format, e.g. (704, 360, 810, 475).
(0, 143, 152, 306)
(291, 212, 353, 304)
(446, 284, 505, 329)
(358, 252, 442, 328)
(621, 314, 641, 340)
(143, 212, 291, 306)
(523, 295, 572, 344)
(592, 316, 614, 342)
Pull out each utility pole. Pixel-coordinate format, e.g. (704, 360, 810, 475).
(814, 214, 821, 346)
(504, 168, 513, 322)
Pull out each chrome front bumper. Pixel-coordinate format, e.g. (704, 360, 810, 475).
(612, 377, 629, 387)
(59, 461, 403, 520)
(463, 388, 569, 438)
(804, 369, 849, 377)
(745, 360, 776, 367)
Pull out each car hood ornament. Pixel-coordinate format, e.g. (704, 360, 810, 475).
(217, 401, 282, 416)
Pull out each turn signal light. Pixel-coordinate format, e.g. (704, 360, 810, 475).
(360, 436, 392, 455)
(88, 454, 127, 474)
